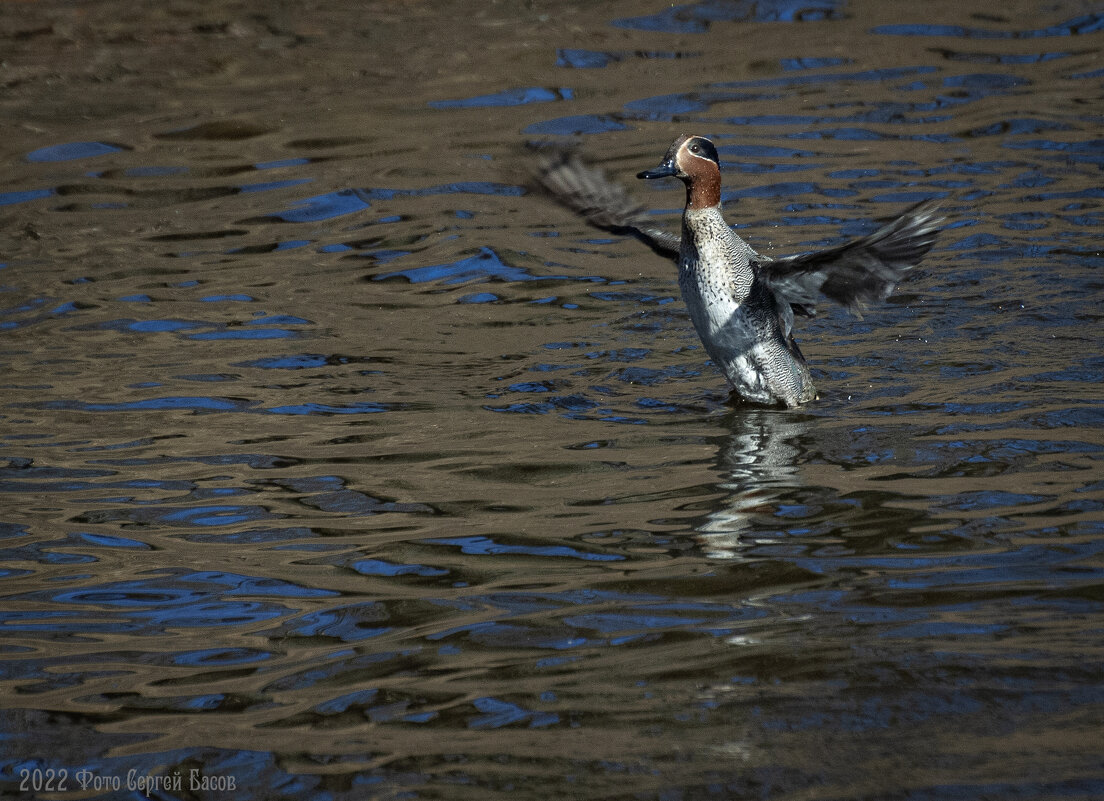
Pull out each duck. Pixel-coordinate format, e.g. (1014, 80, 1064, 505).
(536, 134, 943, 407)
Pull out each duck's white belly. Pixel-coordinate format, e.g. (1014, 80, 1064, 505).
(679, 264, 815, 406)
(676, 209, 816, 406)
(679, 270, 775, 402)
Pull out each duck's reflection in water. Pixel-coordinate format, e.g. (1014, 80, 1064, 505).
(695, 407, 815, 559)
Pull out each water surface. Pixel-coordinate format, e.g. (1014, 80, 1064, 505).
(1, 1, 1102, 799)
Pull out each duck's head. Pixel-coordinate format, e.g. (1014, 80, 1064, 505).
(637, 134, 721, 209)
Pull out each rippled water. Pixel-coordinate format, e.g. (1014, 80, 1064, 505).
(2, 1, 1103, 799)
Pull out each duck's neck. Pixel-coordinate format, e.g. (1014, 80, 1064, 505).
(685, 170, 721, 211)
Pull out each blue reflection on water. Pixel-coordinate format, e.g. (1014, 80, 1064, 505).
(57, 571, 337, 600)
(468, 697, 559, 729)
(714, 64, 935, 90)
(564, 611, 708, 632)
(873, 14, 1104, 37)
(75, 533, 151, 549)
(235, 353, 352, 369)
(0, 188, 54, 206)
(430, 87, 572, 108)
(187, 328, 298, 340)
(1, 4, 1101, 797)
(357, 182, 524, 200)
(0, 539, 96, 564)
(556, 48, 699, 68)
(201, 294, 255, 302)
(259, 604, 392, 641)
(425, 535, 624, 562)
(786, 541, 1104, 588)
(33, 396, 253, 413)
(265, 402, 394, 415)
(375, 246, 599, 286)
(781, 56, 851, 70)
(274, 475, 432, 515)
(239, 177, 313, 194)
(1003, 138, 1104, 168)
(0, 570, 344, 634)
(458, 292, 500, 304)
(172, 648, 272, 667)
(255, 157, 311, 170)
(128, 319, 201, 332)
(556, 48, 620, 68)
(26, 141, 127, 162)
(276, 189, 371, 222)
(315, 688, 378, 714)
(353, 559, 449, 577)
(70, 315, 308, 340)
(156, 505, 273, 526)
(613, 0, 843, 32)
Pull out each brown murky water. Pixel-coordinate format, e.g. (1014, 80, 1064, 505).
(2, 1, 1103, 799)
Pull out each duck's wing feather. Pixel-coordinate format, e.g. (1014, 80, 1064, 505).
(534, 148, 681, 260)
(535, 147, 943, 318)
(761, 199, 944, 315)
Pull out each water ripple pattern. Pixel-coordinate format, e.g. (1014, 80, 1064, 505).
(0, 1, 1102, 799)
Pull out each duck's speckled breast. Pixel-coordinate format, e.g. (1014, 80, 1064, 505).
(677, 207, 816, 406)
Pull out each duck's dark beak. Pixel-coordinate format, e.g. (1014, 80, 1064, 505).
(637, 158, 678, 180)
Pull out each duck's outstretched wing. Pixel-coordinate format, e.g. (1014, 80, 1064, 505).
(761, 199, 944, 315)
(534, 148, 682, 260)
(534, 148, 943, 317)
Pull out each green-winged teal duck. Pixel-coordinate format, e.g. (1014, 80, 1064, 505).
(538, 134, 943, 407)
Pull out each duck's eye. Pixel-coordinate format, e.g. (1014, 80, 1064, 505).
(690, 144, 700, 153)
